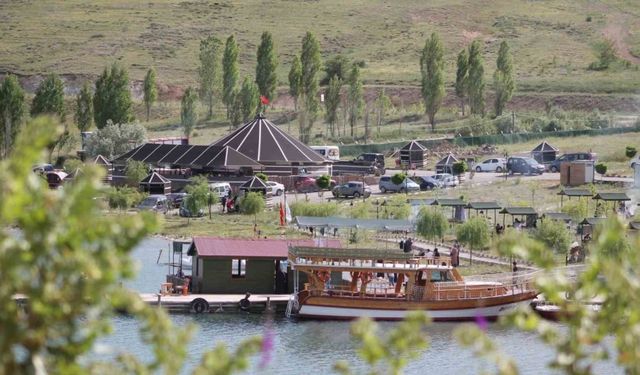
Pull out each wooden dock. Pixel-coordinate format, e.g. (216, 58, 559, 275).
(140, 293, 292, 314)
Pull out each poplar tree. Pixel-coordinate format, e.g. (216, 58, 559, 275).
(143, 67, 157, 122)
(467, 40, 485, 116)
(181, 87, 198, 138)
(455, 49, 469, 116)
(31, 73, 65, 121)
(324, 75, 342, 138)
(255, 31, 278, 102)
(198, 35, 223, 119)
(493, 41, 515, 116)
(0, 75, 25, 157)
(75, 82, 93, 133)
(288, 56, 302, 111)
(222, 35, 239, 119)
(347, 64, 364, 138)
(239, 77, 259, 122)
(419, 32, 445, 131)
(299, 32, 321, 143)
(93, 63, 133, 128)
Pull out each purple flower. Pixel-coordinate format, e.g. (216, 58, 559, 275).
(259, 326, 275, 369)
(475, 314, 488, 331)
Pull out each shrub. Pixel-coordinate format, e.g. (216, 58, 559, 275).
(595, 163, 607, 176)
(452, 161, 468, 176)
(532, 218, 573, 254)
(240, 192, 265, 216)
(125, 160, 149, 186)
(456, 217, 490, 264)
(350, 200, 373, 219)
(561, 200, 589, 221)
(255, 172, 268, 182)
(315, 175, 331, 190)
(290, 201, 339, 217)
(106, 186, 146, 210)
(391, 173, 406, 185)
(416, 208, 448, 241)
(63, 158, 84, 174)
(625, 146, 637, 159)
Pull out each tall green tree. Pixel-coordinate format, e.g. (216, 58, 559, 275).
(124, 159, 149, 186)
(493, 41, 515, 116)
(143, 67, 157, 122)
(31, 73, 65, 121)
(93, 63, 133, 128)
(180, 87, 198, 138)
(347, 64, 364, 138)
(184, 175, 210, 223)
(222, 35, 239, 119)
(0, 75, 26, 157)
(239, 77, 259, 122)
(288, 56, 302, 112)
(322, 54, 350, 85)
(456, 216, 490, 265)
(324, 75, 342, 138)
(467, 40, 485, 117)
(416, 208, 448, 242)
(299, 32, 322, 143)
(374, 88, 392, 135)
(198, 35, 223, 119)
(420, 32, 445, 131)
(75, 82, 93, 133)
(455, 49, 469, 116)
(229, 89, 243, 128)
(255, 31, 278, 102)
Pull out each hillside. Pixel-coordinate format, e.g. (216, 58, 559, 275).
(1, 0, 640, 95)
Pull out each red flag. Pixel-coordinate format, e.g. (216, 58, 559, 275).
(279, 202, 285, 226)
(260, 95, 270, 105)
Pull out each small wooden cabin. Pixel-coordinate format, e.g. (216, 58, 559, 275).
(188, 237, 341, 294)
(531, 141, 558, 163)
(399, 140, 428, 168)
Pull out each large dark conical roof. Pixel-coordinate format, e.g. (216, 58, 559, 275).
(210, 115, 327, 164)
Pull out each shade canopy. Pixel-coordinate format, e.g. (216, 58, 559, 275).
(466, 201, 502, 210)
(558, 188, 592, 197)
(431, 198, 467, 207)
(210, 114, 328, 164)
(541, 212, 572, 222)
(113, 143, 262, 171)
(592, 192, 630, 201)
(500, 207, 538, 216)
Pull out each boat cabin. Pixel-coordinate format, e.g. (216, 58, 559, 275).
(188, 237, 341, 294)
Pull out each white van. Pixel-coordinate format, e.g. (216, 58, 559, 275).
(209, 182, 232, 198)
(311, 145, 340, 161)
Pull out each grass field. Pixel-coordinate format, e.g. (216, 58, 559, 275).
(2, 0, 640, 94)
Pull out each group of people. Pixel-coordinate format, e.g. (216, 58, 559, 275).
(220, 193, 240, 213)
(398, 238, 461, 268)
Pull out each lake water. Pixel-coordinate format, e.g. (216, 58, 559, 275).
(97, 237, 623, 374)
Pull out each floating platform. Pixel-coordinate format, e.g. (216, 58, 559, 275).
(140, 293, 292, 314)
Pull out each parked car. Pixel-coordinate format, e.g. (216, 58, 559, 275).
(432, 173, 458, 187)
(266, 181, 285, 196)
(507, 157, 545, 175)
(209, 182, 232, 198)
(166, 192, 187, 208)
(137, 195, 169, 212)
(332, 181, 372, 198)
(548, 152, 597, 173)
(294, 176, 337, 193)
(179, 198, 205, 217)
(378, 176, 420, 193)
(413, 175, 443, 190)
(630, 155, 640, 169)
(475, 158, 506, 172)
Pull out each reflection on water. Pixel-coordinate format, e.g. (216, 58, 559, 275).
(96, 237, 621, 375)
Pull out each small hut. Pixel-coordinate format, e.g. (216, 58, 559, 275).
(93, 154, 113, 183)
(399, 140, 428, 168)
(435, 153, 459, 174)
(139, 172, 171, 195)
(531, 141, 558, 163)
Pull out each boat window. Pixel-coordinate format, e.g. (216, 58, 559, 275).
(430, 270, 451, 282)
(231, 259, 246, 278)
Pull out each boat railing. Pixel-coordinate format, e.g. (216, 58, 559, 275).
(306, 282, 404, 300)
(291, 256, 451, 269)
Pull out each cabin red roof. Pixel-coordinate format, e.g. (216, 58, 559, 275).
(188, 237, 342, 258)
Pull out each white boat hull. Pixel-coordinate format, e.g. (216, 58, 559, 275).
(298, 300, 530, 321)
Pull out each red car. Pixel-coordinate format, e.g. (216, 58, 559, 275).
(294, 176, 337, 193)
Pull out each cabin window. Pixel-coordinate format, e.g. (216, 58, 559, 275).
(231, 259, 247, 278)
(430, 270, 451, 282)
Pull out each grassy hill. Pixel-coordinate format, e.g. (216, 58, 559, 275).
(1, 0, 640, 94)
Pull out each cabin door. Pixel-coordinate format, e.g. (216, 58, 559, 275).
(274, 260, 289, 293)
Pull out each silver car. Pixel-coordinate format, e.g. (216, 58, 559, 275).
(378, 176, 420, 193)
(332, 181, 372, 198)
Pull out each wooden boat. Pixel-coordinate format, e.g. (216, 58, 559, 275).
(287, 246, 539, 321)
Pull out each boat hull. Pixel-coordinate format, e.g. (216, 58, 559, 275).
(297, 292, 537, 321)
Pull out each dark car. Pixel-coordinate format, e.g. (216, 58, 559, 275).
(332, 181, 372, 198)
(355, 153, 386, 174)
(166, 192, 187, 208)
(548, 152, 597, 173)
(413, 175, 443, 190)
(179, 198, 205, 217)
(507, 157, 545, 175)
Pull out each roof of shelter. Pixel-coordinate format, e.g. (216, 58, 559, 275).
(531, 141, 559, 152)
(541, 212, 572, 222)
(579, 217, 605, 226)
(93, 154, 111, 165)
(500, 207, 538, 216)
(558, 188, 593, 197)
(140, 172, 170, 184)
(400, 140, 427, 151)
(240, 176, 268, 189)
(293, 216, 414, 231)
(466, 201, 502, 210)
(113, 144, 262, 169)
(188, 237, 341, 258)
(592, 192, 630, 201)
(435, 153, 459, 166)
(210, 114, 328, 164)
(432, 198, 467, 207)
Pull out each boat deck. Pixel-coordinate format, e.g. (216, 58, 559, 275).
(140, 293, 291, 313)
